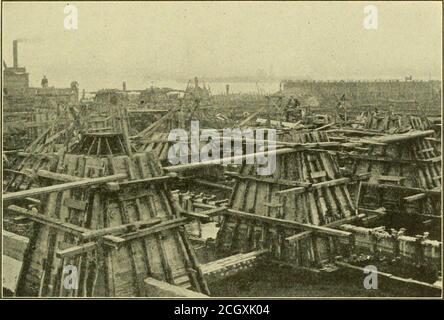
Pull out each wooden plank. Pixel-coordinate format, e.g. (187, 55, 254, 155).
(373, 130, 435, 144)
(3, 230, 29, 261)
(81, 218, 163, 240)
(7, 205, 89, 235)
(311, 171, 327, 179)
(193, 179, 233, 191)
(144, 277, 208, 297)
(56, 242, 97, 258)
(3, 173, 127, 201)
(426, 156, 442, 163)
(403, 193, 427, 202)
(105, 218, 189, 242)
(311, 177, 350, 189)
(180, 210, 212, 222)
(37, 170, 83, 182)
(377, 175, 406, 183)
(225, 171, 310, 187)
(164, 148, 298, 173)
(362, 182, 441, 196)
(275, 186, 306, 195)
(63, 198, 88, 211)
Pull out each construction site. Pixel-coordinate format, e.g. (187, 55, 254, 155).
(2, 36, 441, 298)
(1, 1, 443, 299)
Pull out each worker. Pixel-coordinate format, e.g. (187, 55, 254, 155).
(284, 96, 301, 122)
(336, 94, 347, 121)
(41, 75, 48, 88)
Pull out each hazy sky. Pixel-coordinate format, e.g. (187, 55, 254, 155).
(2, 1, 442, 90)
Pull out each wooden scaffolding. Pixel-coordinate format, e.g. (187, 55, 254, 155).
(6, 132, 209, 297)
(215, 130, 358, 267)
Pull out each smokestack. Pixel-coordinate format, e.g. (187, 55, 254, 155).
(13, 40, 18, 68)
(122, 81, 127, 91)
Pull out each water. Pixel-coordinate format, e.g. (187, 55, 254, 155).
(143, 80, 281, 95)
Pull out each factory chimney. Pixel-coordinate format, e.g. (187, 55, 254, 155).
(13, 40, 18, 68)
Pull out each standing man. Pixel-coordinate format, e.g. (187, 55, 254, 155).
(41, 75, 48, 88)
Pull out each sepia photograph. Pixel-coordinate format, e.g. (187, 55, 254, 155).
(1, 0, 442, 303)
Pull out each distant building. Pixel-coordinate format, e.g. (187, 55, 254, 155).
(3, 40, 29, 95)
(3, 40, 79, 111)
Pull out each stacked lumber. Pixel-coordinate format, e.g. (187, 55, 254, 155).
(215, 130, 357, 268)
(11, 133, 209, 297)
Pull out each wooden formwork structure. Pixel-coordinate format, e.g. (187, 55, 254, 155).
(346, 130, 441, 219)
(4, 125, 78, 193)
(215, 130, 358, 267)
(3, 103, 128, 193)
(6, 133, 209, 297)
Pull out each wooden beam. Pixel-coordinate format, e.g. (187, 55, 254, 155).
(180, 206, 227, 222)
(8, 205, 89, 235)
(3, 231, 29, 261)
(373, 130, 435, 144)
(105, 173, 177, 190)
(275, 187, 306, 195)
(226, 209, 352, 238)
(56, 242, 97, 258)
(37, 170, 83, 182)
(181, 211, 212, 223)
(225, 171, 311, 187)
(144, 277, 208, 297)
(311, 177, 350, 190)
(192, 179, 233, 191)
(362, 182, 441, 197)
(128, 109, 168, 113)
(164, 148, 297, 172)
(3, 173, 127, 201)
(404, 193, 427, 202)
(103, 218, 189, 243)
(286, 213, 365, 243)
(81, 218, 163, 240)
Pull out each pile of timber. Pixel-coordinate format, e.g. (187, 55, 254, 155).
(5, 132, 209, 297)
